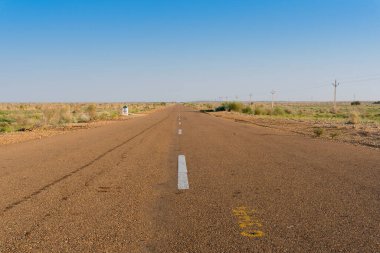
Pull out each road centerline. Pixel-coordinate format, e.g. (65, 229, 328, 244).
(178, 155, 189, 190)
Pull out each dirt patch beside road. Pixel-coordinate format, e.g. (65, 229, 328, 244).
(209, 111, 380, 148)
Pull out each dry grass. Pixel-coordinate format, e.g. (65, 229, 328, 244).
(193, 101, 380, 148)
(348, 111, 360, 124)
(189, 101, 380, 124)
(0, 103, 168, 133)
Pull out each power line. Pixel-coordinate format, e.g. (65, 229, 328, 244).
(218, 73, 380, 102)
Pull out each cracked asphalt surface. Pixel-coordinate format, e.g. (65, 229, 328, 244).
(0, 105, 379, 252)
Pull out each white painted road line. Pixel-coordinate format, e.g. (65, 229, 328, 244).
(178, 155, 189, 190)
(179, 122, 181, 125)
(178, 129, 182, 135)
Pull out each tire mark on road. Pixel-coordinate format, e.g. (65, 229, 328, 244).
(17, 111, 175, 240)
(83, 134, 146, 187)
(2, 115, 169, 213)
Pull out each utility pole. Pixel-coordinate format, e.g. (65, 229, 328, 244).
(249, 93, 252, 105)
(332, 80, 339, 112)
(270, 90, 276, 109)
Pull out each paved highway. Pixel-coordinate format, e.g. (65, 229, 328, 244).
(0, 105, 379, 252)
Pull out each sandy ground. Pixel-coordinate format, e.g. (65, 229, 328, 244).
(209, 111, 380, 149)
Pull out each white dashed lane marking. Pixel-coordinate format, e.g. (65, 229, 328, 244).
(178, 155, 189, 190)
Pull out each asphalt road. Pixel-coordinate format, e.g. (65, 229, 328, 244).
(0, 105, 379, 252)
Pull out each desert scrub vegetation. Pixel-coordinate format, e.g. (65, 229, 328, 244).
(210, 101, 380, 124)
(347, 111, 361, 124)
(242, 106, 253, 114)
(0, 103, 167, 133)
(351, 101, 361, 106)
(313, 127, 324, 137)
(202, 101, 379, 148)
(214, 102, 245, 112)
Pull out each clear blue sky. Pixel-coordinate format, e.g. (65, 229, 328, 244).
(1, 0, 379, 102)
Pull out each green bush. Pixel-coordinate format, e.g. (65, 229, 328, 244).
(110, 111, 119, 119)
(215, 102, 244, 112)
(273, 107, 285, 115)
(227, 102, 244, 112)
(215, 105, 226, 112)
(254, 106, 266, 115)
(0, 117, 13, 124)
(0, 123, 13, 133)
(242, 106, 253, 114)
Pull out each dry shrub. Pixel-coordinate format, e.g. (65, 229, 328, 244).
(348, 111, 360, 124)
(330, 132, 339, 139)
(273, 107, 285, 115)
(313, 127, 324, 137)
(98, 111, 111, 120)
(254, 106, 266, 115)
(42, 107, 59, 125)
(77, 113, 90, 123)
(242, 106, 253, 114)
(59, 106, 72, 124)
(227, 102, 244, 112)
(15, 114, 30, 126)
(205, 103, 213, 109)
(0, 102, 167, 133)
(86, 104, 97, 120)
(15, 113, 40, 130)
(330, 107, 339, 114)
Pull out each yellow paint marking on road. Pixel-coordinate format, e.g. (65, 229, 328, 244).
(233, 206, 264, 238)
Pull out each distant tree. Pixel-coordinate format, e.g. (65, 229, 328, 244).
(351, 101, 361, 106)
